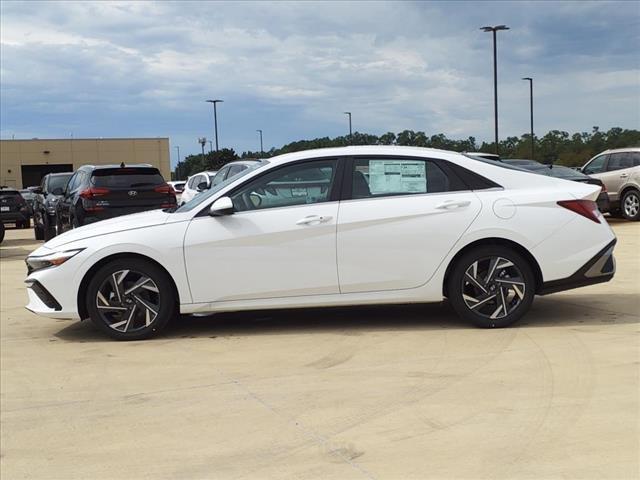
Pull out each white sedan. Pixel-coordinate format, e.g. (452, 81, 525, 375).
(25, 146, 616, 340)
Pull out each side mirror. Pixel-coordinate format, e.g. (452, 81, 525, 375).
(51, 187, 64, 195)
(33, 187, 43, 194)
(197, 181, 208, 192)
(209, 196, 234, 216)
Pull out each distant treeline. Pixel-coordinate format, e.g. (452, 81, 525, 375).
(174, 126, 640, 179)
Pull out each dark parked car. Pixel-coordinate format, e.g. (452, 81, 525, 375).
(0, 188, 31, 228)
(32, 172, 73, 240)
(56, 164, 176, 233)
(514, 162, 610, 213)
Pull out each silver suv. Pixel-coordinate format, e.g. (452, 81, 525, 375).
(582, 148, 640, 221)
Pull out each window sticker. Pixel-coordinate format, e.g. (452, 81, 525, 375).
(368, 160, 427, 194)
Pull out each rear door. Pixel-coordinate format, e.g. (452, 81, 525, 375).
(89, 167, 172, 213)
(600, 152, 637, 201)
(336, 156, 481, 293)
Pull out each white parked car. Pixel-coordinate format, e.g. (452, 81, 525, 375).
(167, 181, 186, 203)
(179, 171, 218, 205)
(25, 146, 616, 340)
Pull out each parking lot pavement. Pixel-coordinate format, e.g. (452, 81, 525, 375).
(1, 221, 638, 480)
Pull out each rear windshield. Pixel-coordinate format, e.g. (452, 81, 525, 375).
(47, 174, 72, 192)
(91, 168, 165, 188)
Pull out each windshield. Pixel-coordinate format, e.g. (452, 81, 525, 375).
(175, 161, 266, 212)
(48, 174, 72, 192)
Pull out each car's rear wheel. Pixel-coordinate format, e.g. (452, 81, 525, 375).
(621, 189, 640, 221)
(447, 246, 535, 328)
(86, 258, 176, 340)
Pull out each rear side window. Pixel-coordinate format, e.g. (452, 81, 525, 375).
(47, 174, 72, 193)
(91, 168, 164, 188)
(211, 167, 229, 186)
(351, 158, 456, 199)
(607, 152, 637, 171)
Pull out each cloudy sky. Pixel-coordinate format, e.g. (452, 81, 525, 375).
(1, 0, 639, 165)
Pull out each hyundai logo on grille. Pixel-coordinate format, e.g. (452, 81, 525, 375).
(128, 190, 137, 196)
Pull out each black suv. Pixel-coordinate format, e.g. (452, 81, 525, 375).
(0, 188, 31, 228)
(56, 164, 176, 233)
(32, 172, 73, 240)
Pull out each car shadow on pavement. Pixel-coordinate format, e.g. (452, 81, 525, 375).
(54, 292, 639, 342)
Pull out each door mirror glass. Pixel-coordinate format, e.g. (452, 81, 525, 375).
(51, 187, 64, 196)
(197, 181, 208, 192)
(209, 196, 234, 216)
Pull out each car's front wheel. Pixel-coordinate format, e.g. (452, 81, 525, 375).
(621, 189, 640, 221)
(43, 214, 56, 241)
(86, 258, 176, 340)
(447, 246, 535, 328)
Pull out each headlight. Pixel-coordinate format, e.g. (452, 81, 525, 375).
(25, 249, 84, 273)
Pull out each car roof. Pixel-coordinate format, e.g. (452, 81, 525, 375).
(224, 160, 261, 167)
(263, 145, 470, 168)
(79, 163, 155, 171)
(45, 172, 73, 178)
(599, 147, 640, 154)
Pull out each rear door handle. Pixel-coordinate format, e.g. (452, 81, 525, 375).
(435, 200, 471, 210)
(296, 215, 332, 226)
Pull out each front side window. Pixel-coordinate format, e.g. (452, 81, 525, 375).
(230, 160, 337, 212)
(211, 167, 229, 187)
(351, 158, 452, 199)
(584, 155, 607, 174)
(227, 165, 246, 178)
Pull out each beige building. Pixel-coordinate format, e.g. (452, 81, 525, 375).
(0, 138, 171, 188)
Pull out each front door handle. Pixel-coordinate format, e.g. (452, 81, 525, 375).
(296, 215, 332, 226)
(435, 200, 471, 210)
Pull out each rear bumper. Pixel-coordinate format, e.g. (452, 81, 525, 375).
(539, 239, 616, 295)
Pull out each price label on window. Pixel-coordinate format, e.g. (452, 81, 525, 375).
(368, 160, 427, 194)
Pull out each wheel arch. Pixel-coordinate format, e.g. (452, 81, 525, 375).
(77, 252, 181, 320)
(442, 237, 544, 297)
(620, 184, 639, 201)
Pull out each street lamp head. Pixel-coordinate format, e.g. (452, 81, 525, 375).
(481, 25, 510, 32)
(344, 111, 351, 115)
(198, 137, 207, 146)
(206, 99, 223, 104)
(522, 77, 532, 81)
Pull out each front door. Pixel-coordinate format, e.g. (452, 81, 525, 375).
(337, 156, 481, 293)
(184, 159, 341, 303)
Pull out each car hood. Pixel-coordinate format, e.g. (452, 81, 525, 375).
(44, 209, 172, 249)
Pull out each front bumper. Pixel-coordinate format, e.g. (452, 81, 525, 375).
(539, 239, 616, 295)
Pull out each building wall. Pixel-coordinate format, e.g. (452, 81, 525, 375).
(0, 138, 171, 188)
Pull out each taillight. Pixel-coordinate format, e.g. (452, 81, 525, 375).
(557, 199, 601, 223)
(79, 187, 110, 199)
(154, 184, 175, 195)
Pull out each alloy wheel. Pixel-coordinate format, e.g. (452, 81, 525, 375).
(461, 256, 526, 319)
(623, 192, 639, 218)
(95, 269, 160, 333)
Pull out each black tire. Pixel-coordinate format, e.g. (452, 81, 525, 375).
(43, 214, 56, 241)
(0, 223, 5, 243)
(34, 219, 44, 240)
(22, 217, 31, 229)
(447, 246, 535, 328)
(86, 258, 177, 340)
(621, 189, 640, 221)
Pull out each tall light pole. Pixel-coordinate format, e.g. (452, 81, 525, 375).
(481, 25, 509, 156)
(522, 77, 534, 160)
(256, 129, 263, 154)
(198, 137, 207, 166)
(344, 112, 352, 144)
(174, 145, 180, 180)
(205, 99, 223, 151)
(208, 140, 213, 153)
